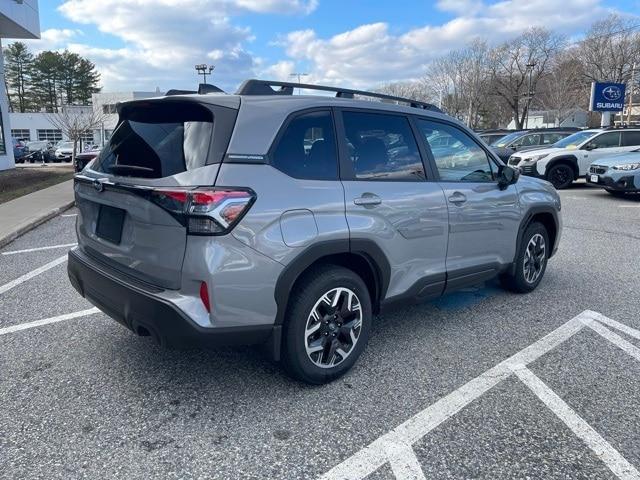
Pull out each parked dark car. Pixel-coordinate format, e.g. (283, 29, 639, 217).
(23, 141, 56, 163)
(491, 128, 580, 162)
(12, 138, 27, 163)
(478, 129, 513, 146)
(74, 148, 101, 172)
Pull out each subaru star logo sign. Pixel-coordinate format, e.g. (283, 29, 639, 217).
(93, 178, 105, 192)
(602, 85, 622, 101)
(590, 82, 626, 112)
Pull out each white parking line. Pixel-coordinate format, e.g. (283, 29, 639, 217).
(321, 314, 586, 480)
(61, 213, 78, 217)
(2, 243, 77, 256)
(320, 311, 640, 480)
(512, 365, 640, 480)
(0, 308, 99, 336)
(0, 255, 67, 295)
(619, 205, 640, 208)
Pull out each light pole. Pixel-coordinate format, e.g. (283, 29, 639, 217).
(628, 63, 636, 125)
(195, 64, 215, 84)
(289, 72, 308, 94)
(525, 62, 536, 128)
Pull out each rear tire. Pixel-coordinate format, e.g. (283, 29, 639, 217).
(546, 164, 574, 189)
(282, 265, 372, 384)
(500, 222, 549, 293)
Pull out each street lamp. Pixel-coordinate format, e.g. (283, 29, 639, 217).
(195, 64, 215, 84)
(525, 62, 536, 128)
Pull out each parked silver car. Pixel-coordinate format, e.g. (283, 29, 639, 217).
(68, 79, 562, 383)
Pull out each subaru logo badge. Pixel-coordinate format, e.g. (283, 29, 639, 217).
(602, 85, 622, 101)
(93, 179, 104, 192)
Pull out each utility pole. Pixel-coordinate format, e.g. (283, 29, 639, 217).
(628, 63, 636, 125)
(195, 64, 215, 84)
(525, 62, 536, 129)
(289, 72, 308, 94)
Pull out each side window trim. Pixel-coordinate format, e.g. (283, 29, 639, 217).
(413, 116, 502, 183)
(334, 107, 427, 182)
(266, 107, 340, 181)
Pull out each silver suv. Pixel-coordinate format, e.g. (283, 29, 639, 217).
(67, 80, 562, 384)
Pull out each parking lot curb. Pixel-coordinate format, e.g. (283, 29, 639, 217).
(0, 200, 75, 249)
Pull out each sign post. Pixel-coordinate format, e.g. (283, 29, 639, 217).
(589, 82, 626, 127)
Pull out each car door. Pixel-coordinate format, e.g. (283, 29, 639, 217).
(415, 118, 521, 291)
(580, 132, 623, 172)
(337, 109, 449, 302)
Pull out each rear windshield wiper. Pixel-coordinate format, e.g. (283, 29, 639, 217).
(109, 165, 156, 177)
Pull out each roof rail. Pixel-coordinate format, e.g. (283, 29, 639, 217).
(198, 83, 225, 94)
(165, 89, 197, 96)
(235, 79, 442, 112)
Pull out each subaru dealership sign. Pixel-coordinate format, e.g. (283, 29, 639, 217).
(589, 82, 626, 112)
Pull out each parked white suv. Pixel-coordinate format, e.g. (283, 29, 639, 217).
(508, 128, 640, 189)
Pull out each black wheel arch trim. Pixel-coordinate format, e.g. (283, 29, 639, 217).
(545, 155, 579, 179)
(510, 206, 559, 274)
(273, 238, 391, 326)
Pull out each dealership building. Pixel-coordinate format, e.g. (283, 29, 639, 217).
(0, 0, 40, 171)
(9, 90, 164, 148)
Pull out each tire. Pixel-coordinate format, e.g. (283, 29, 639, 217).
(500, 222, 549, 293)
(282, 264, 372, 384)
(546, 163, 574, 189)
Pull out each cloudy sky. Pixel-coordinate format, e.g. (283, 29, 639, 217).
(20, 0, 640, 93)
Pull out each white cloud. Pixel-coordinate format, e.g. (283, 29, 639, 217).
(22, 28, 83, 52)
(50, 0, 316, 92)
(276, 0, 624, 89)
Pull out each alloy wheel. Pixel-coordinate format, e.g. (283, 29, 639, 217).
(523, 233, 546, 284)
(304, 287, 362, 369)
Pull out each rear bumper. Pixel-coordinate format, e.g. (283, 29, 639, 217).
(67, 248, 276, 348)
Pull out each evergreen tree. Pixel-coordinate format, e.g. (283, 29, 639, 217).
(31, 51, 63, 112)
(4, 42, 34, 112)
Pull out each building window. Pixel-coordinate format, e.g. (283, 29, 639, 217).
(11, 129, 31, 142)
(37, 129, 63, 142)
(79, 131, 95, 144)
(102, 104, 117, 114)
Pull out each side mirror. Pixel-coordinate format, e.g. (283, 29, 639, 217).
(498, 165, 519, 190)
(584, 143, 596, 151)
(510, 144, 517, 150)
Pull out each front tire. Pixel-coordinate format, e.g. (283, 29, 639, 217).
(282, 265, 372, 384)
(547, 164, 574, 189)
(501, 222, 549, 293)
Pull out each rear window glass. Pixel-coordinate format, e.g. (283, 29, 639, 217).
(93, 102, 213, 178)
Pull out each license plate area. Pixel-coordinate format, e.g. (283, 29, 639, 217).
(96, 205, 125, 244)
(590, 174, 599, 183)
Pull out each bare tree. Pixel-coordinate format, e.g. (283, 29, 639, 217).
(46, 106, 108, 165)
(536, 51, 587, 126)
(488, 28, 565, 129)
(577, 14, 640, 84)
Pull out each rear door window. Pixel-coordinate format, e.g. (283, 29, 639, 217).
(340, 111, 425, 181)
(271, 110, 338, 180)
(93, 102, 213, 178)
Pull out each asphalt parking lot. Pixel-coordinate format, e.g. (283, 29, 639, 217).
(1, 182, 639, 480)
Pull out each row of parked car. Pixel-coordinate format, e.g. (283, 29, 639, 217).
(478, 126, 640, 195)
(13, 137, 101, 171)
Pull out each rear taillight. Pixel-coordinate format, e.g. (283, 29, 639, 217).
(150, 187, 255, 235)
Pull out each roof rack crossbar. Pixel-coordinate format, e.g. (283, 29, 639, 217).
(235, 79, 442, 112)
